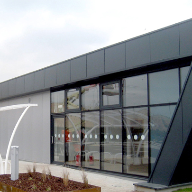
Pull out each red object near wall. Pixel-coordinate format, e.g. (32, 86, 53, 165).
(76, 153, 80, 166)
(89, 155, 94, 166)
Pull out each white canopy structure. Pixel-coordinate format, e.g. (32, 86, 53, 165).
(0, 104, 38, 174)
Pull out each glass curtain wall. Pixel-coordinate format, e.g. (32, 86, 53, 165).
(53, 118, 65, 162)
(51, 91, 65, 113)
(51, 65, 190, 176)
(81, 112, 100, 169)
(65, 113, 81, 166)
(101, 109, 122, 173)
(122, 74, 148, 176)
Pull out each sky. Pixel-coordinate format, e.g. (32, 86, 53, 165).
(0, 0, 192, 83)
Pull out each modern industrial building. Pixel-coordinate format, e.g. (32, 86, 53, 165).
(0, 18, 192, 187)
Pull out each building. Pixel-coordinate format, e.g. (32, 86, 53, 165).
(0, 18, 192, 185)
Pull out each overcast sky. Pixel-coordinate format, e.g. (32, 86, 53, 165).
(0, 0, 192, 83)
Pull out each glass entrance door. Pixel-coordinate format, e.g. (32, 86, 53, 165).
(51, 117, 65, 163)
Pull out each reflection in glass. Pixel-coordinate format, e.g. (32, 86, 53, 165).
(149, 69, 179, 104)
(102, 83, 120, 106)
(81, 84, 99, 111)
(65, 113, 81, 166)
(123, 75, 147, 107)
(54, 118, 64, 162)
(67, 89, 80, 109)
(180, 66, 190, 90)
(123, 108, 148, 176)
(82, 112, 100, 169)
(150, 105, 176, 170)
(101, 110, 122, 172)
(51, 91, 64, 113)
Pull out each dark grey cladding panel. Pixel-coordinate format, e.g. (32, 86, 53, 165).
(16, 77, 25, 95)
(56, 61, 70, 86)
(45, 66, 57, 88)
(105, 43, 126, 73)
(0, 82, 9, 98)
(87, 50, 104, 78)
(25, 73, 35, 93)
(126, 35, 150, 69)
(179, 20, 192, 57)
(150, 25, 180, 62)
(71, 56, 86, 82)
(34, 70, 45, 91)
(8, 79, 16, 96)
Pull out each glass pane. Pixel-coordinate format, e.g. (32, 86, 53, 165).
(51, 91, 64, 113)
(67, 89, 80, 110)
(123, 74, 147, 107)
(81, 84, 99, 111)
(123, 108, 148, 176)
(149, 69, 179, 104)
(54, 118, 64, 162)
(65, 113, 81, 166)
(102, 83, 120, 106)
(101, 110, 122, 172)
(150, 105, 176, 170)
(180, 66, 190, 90)
(82, 112, 100, 169)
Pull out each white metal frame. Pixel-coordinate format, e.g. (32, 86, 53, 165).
(0, 104, 38, 174)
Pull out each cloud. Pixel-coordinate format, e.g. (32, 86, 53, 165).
(0, 0, 192, 82)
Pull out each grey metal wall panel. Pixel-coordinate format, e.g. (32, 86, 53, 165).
(87, 50, 104, 77)
(34, 70, 45, 91)
(45, 66, 57, 88)
(16, 77, 25, 95)
(126, 35, 150, 69)
(8, 79, 16, 96)
(0, 91, 50, 164)
(24, 73, 35, 93)
(105, 43, 126, 73)
(179, 20, 192, 57)
(1, 82, 9, 99)
(56, 61, 70, 86)
(71, 56, 86, 82)
(150, 25, 180, 62)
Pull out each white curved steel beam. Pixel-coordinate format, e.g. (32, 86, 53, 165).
(0, 104, 38, 174)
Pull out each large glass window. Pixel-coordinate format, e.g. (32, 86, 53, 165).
(180, 66, 190, 90)
(101, 109, 122, 172)
(149, 69, 179, 104)
(67, 89, 80, 110)
(81, 84, 99, 111)
(51, 91, 64, 113)
(82, 112, 100, 169)
(102, 82, 120, 106)
(54, 118, 65, 162)
(65, 113, 81, 166)
(150, 105, 176, 170)
(123, 74, 147, 107)
(123, 107, 148, 176)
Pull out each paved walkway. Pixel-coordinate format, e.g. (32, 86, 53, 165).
(8, 161, 144, 192)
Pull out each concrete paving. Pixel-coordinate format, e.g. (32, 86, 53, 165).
(13, 161, 144, 192)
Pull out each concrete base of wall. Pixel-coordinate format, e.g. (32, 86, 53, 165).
(134, 182, 192, 192)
